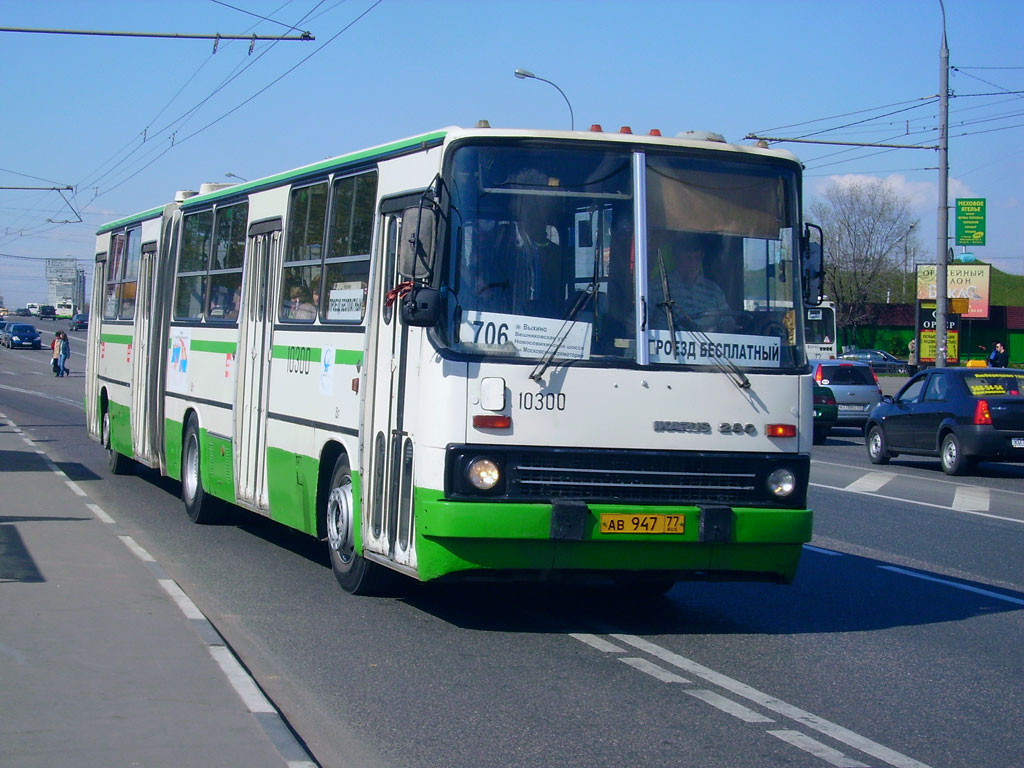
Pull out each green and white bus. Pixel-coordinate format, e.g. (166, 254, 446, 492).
(86, 125, 823, 594)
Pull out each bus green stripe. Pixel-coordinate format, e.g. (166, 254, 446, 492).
(270, 346, 363, 365)
(190, 340, 238, 354)
(100, 333, 133, 344)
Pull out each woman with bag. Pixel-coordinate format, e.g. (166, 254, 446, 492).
(51, 332, 61, 376)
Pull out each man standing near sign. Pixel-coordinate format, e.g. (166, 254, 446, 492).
(988, 341, 1009, 368)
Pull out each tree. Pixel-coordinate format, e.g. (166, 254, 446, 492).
(808, 178, 920, 347)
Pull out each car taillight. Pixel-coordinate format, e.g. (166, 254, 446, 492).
(869, 367, 881, 394)
(813, 365, 823, 384)
(813, 391, 836, 405)
(973, 399, 992, 425)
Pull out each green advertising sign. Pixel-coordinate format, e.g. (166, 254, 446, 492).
(955, 198, 986, 246)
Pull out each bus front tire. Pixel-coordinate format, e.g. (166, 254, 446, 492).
(182, 417, 222, 524)
(103, 409, 133, 475)
(325, 456, 391, 595)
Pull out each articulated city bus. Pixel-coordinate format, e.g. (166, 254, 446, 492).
(86, 125, 823, 594)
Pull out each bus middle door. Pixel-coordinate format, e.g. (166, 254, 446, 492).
(234, 222, 281, 510)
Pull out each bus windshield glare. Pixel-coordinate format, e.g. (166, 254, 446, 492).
(440, 143, 805, 371)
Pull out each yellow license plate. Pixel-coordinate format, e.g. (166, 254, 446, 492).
(600, 514, 684, 534)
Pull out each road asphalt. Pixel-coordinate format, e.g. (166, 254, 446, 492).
(0, 412, 317, 768)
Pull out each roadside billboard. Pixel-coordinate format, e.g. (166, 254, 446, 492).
(916, 263, 991, 319)
(917, 300, 959, 364)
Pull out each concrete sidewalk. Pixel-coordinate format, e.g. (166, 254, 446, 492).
(0, 413, 316, 768)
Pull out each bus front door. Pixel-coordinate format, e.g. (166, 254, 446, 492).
(234, 227, 280, 510)
(363, 207, 416, 570)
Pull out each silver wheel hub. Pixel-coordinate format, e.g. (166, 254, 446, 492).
(183, 433, 199, 501)
(326, 477, 355, 563)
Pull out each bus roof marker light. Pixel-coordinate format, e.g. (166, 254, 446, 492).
(619, 126, 632, 134)
(590, 124, 603, 132)
(649, 129, 662, 136)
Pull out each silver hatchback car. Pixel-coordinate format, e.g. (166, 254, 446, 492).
(812, 360, 882, 428)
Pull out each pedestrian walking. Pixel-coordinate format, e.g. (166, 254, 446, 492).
(907, 338, 918, 375)
(50, 332, 61, 376)
(57, 331, 70, 377)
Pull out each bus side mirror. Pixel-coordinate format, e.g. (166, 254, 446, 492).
(400, 286, 441, 327)
(398, 205, 436, 280)
(802, 223, 824, 307)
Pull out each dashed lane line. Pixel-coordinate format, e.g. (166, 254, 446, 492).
(608, 633, 933, 768)
(769, 730, 869, 768)
(952, 485, 990, 512)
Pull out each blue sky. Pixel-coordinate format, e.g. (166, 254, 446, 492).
(2, 0, 1022, 309)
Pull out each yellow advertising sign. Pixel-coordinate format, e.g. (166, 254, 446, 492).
(916, 263, 991, 319)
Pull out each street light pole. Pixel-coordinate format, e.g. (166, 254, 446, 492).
(514, 68, 574, 130)
(936, 0, 950, 367)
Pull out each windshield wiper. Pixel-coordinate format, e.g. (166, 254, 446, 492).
(529, 250, 600, 382)
(655, 248, 750, 391)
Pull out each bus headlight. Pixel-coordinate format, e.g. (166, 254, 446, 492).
(466, 458, 501, 490)
(766, 467, 796, 498)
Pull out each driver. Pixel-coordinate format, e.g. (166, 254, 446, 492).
(649, 234, 730, 328)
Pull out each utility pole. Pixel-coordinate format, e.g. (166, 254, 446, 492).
(935, 0, 950, 367)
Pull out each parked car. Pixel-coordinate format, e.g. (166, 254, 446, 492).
(813, 383, 838, 445)
(812, 360, 882, 428)
(5, 323, 42, 349)
(69, 312, 89, 332)
(838, 349, 909, 375)
(865, 367, 1024, 475)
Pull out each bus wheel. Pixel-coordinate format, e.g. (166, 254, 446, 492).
(326, 456, 389, 595)
(182, 416, 222, 524)
(103, 408, 133, 475)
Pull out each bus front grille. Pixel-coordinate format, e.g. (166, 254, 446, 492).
(445, 446, 808, 508)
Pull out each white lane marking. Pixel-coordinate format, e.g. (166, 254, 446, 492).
(810, 481, 1023, 525)
(87, 503, 115, 524)
(878, 566, 1024, 606)
(0, 383, 85, 409)
(158, 578, 205, 620)
(769, 729, 869, 767)
(619, 657, 690, 684)
(952, 485, 990, 512)
(804, 544, 844, 556)
(64, 479, 87, 497)
(120, 535, 156, 563)
(814, 459, 1024, 498)
(686, 689, 774, 723)
(208, 645, 275, 714)
(570, 633, 625, 653)
(844, 471, 896, 493)
(611, 633, 933, 768)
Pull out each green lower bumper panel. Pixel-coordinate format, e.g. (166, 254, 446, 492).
(414, 490, 811, 584)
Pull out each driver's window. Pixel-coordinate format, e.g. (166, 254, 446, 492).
(924, 374, 949, 402)
(897, 376, 926, 403)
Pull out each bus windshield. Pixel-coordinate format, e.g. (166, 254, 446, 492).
(439, 143, 804, 371)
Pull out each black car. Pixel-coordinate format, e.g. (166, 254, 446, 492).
(38, 305, 57, 319)
(813, 383, 838, 445)
(838, 349, 909, 375)
(69, 313, 89, 332)
(5, 323, 42, 349)
(865, 367, 1024, 475)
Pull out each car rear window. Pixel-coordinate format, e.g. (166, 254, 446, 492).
(12, 324, 34, 332)
(819, 365, 875, 386)
(964, 373, 1024, 397)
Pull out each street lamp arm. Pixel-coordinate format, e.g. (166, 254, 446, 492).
(514, 68, 574, 130)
